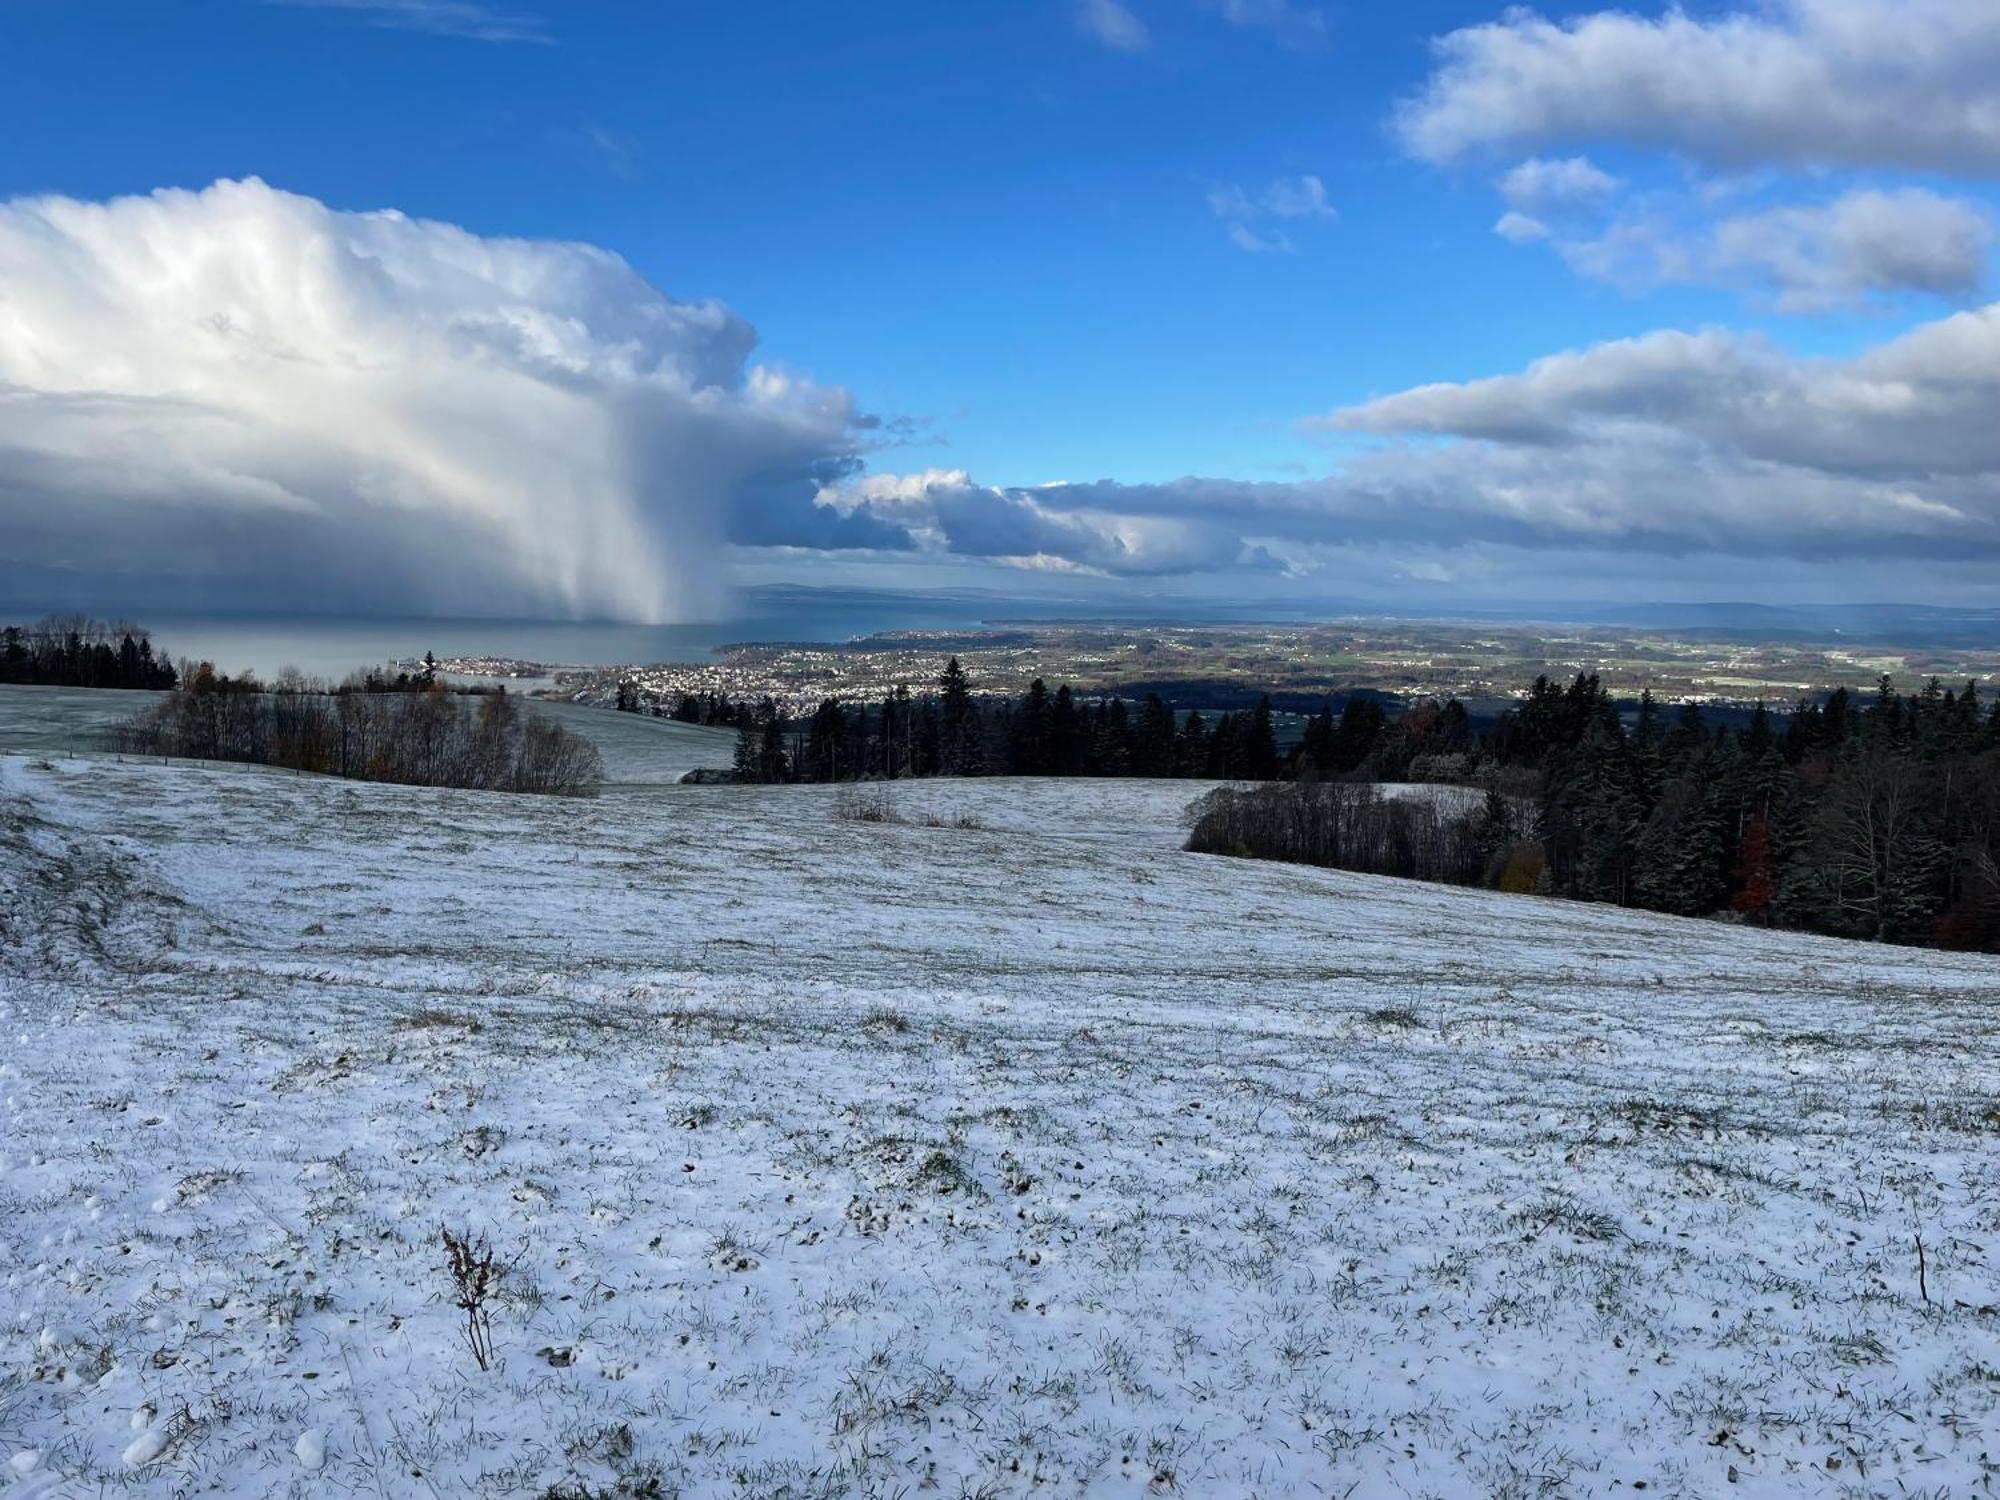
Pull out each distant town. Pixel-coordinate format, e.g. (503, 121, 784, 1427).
(399, 618, 2000, 720)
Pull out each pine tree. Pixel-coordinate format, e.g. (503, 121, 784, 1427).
(1016, 679, 1052, 775)
(1666, 700, 1706, 767)
(1744, 700, 1773, 762)
(1177, 710, 1209, 777)
(938, 657, 982, 775)
(755, 698, 789, 783)
(1300, 702, 1337, 774)
(1244, 695, 1280, 780)
(1207, 712, 1238, 778)
(1051, 685, 1082, 774)
(804, 698, 846, 782)
(1096, 698, 1132, 776)
(1474, 785, 1516, 880)
(1544, 704, 1643, 903)
(1133, 694, 1177, 777)
(914, 698, 942, 776)
(1630, 689, 1665, 808)
(1330, 697, 1385, 774)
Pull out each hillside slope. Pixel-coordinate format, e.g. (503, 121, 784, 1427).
(0, 757, 1995, 1498)
(0, 685, 739, 785)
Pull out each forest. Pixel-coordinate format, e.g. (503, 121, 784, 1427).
(1189, 672, 2000, 952)
(116, 664, 602, 797)
(658, 656, 2000, 951)
(660, 659, 1305, 784)
(0, 614, 178, 689)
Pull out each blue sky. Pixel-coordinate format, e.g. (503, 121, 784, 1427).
(0, 0, 1875, 481)
(3, 0, 2000, 615)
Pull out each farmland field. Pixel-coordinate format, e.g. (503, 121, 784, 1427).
(1, 745, 1996, 1497)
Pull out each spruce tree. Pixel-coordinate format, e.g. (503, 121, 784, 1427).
(1301, 702, 1336, 774)
(1096, 698, 1132, 776)
(1133, 694, 1177, 777)
(938, 657, 982, 775)
(1051, 685, 1082, 774)
(756, 698, 789, 783)
(1244, 696, 1280, 780)
(1016, 679, 1052, 775)
(1330, 698, 1385, 774)
(1177, 710, 1209, 777)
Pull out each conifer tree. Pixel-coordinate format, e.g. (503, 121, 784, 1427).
(1050, 684, 1082, 775)
(1096, 698, 1132, 776)
(1133, 693, 1177, 777)
(937, 657, 982, 775)
(1016, 679, 1052, 775)
(1244, 695, 1280, 780)
(1330, 697, 1385, 774)
(1177, 709, 1209, 777)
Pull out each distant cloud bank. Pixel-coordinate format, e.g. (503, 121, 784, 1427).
(5, 169, 2000, 615)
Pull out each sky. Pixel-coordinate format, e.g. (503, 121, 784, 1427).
(3, 0, 2000, 618)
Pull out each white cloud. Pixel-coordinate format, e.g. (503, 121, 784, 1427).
(0, 179, 882, 620)
(1399, 0, 2000, 174)
(819, 472, 1283, 578)
(1315, 305, 2000, 550)
(1534, 187, 1992, 311)
(1211, 0, 1327, 52)
(1712, 188, 1991, 311)
(1227, 223, 1294, 254)
(1493, 211, 1551, 245)
(1209, 174, 1335, 251)
(1496, 156, 1620, 214)
(1261, 174, 1337, 221)
(1076, 0, 1150, 54)
(265, 0, 550, 43)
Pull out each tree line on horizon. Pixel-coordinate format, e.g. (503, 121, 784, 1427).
(1190, 671, 2000, 952)
(1, 615, 178, 690)
(648, 658, 1420, 785)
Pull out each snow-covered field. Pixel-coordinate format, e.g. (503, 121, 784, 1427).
(1, 751, 1997, 1498)
(0, 685, 738, 787)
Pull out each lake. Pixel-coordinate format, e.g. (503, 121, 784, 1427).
(38, 597, 1028, 681)
(2, 589, 1357, 682)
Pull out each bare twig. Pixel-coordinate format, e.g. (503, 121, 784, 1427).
(440, 1224, 499, 1371)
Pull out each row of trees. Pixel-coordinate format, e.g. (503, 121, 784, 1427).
(1, 615, 178, 690)
(1194, 671, 2000, 952)
(718, 660, 1306, 785)
(116, 666, 601, 797)
(659, 659, 1477, 789)
(1187, 781, 1506, 888)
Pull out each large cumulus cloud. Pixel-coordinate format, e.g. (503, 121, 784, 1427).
(0, 178, 867, 620)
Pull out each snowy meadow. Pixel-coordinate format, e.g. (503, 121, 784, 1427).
(1, 738, 1997, 1497)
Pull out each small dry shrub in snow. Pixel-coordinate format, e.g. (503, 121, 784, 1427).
(440, 1223, 499, 1371)
(921, 809, 983, 829)
(834, 785, 898, 823)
